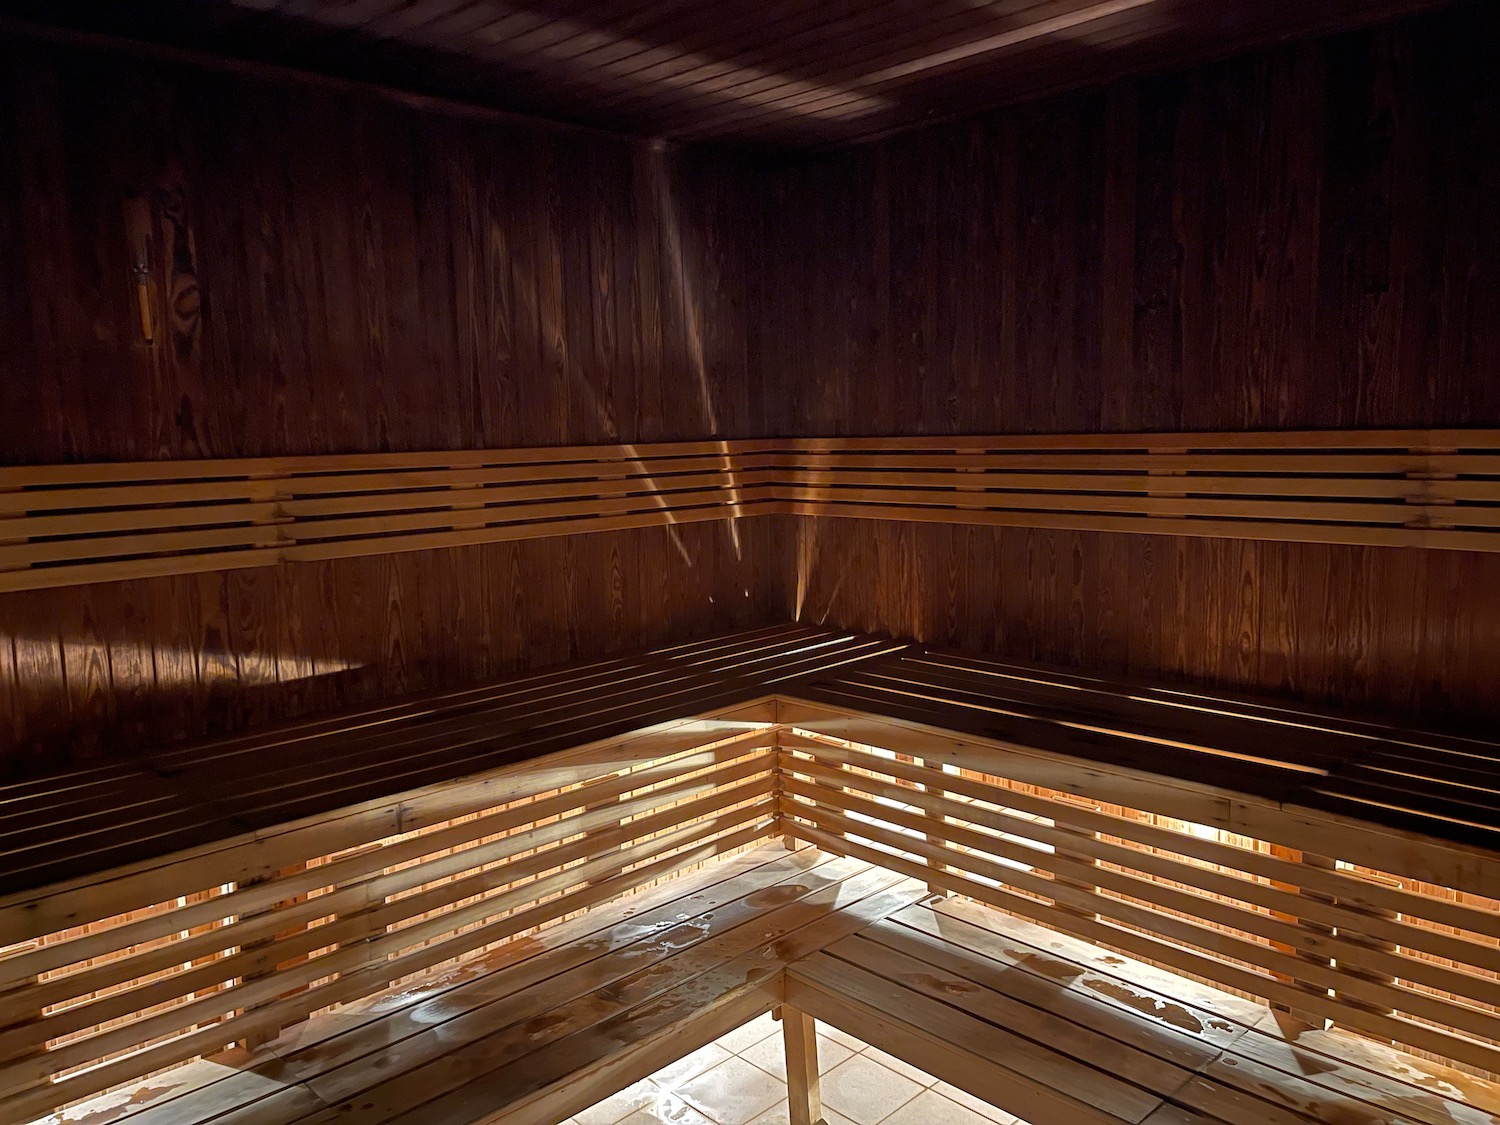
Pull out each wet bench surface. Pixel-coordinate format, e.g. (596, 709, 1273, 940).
(52, 843, 1500, 1125)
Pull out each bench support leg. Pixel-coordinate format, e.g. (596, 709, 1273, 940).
(782, 1005, 826, 1125)
(921, 758, 952, 897)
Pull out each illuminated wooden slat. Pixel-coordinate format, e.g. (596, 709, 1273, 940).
(4, 817, 780, 1121)
(777, 694, 1500, 1077)
(777, 768, 1500, 1014)
(775, 685, 1500, 891)
(790, 896, 1500, 1125)
(0, 752, 777, 1034)
(781, 813, 1500, 1076)
(4, 429, 1500, 591)
(0, 770, 782, 1110)
(0, 791, 776, 1090)
(5, 628, 1500, 1122)
(777, 733, 1500, 945)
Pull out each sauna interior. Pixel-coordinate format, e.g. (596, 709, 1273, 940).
(2, 2, 1499, 1124)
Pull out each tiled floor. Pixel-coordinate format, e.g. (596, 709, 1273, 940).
(564, 1011, 1026, 1125)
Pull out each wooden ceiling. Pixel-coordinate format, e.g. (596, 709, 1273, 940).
(5, 0, 1461, 149)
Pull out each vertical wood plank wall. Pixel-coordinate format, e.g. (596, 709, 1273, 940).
(0, 39, 788, 772)
(764, 3, 1500, 731)
(5, 4, 1500, 772)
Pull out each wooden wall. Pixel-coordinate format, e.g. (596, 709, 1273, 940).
(767, 3, 1500, 731)
(0, 38, 787, 772)
(5, 4, 1499, 772)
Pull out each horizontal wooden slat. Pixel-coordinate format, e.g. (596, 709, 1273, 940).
(6, 429, 1500, 592)
(781, 813, 1500, 1076)
(824, 896, 1500, 1125)
(0, 627, 834, 915)
(0, 795, 778, 1096)
(779, 704, 1500, 1080)
(0, 754, 778, 1038)
(8, 624, 1500, 1121)
(7, 820, 784, 1123)
(780, 771, 1500, 1023)
(775, 690, 1500, 895)
(0, 747, 783, 1115)
(779, 735, 1500, 944)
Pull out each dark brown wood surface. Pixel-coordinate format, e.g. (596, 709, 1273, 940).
(766, 6, 1500, 733)
(0, 40, 787, 773)
(0, 43, 770, 461)
(4, 7, 1499, 771)
(4, 0, 1458, 149)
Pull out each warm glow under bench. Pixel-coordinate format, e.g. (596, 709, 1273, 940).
(4, 625, 1499, 1120)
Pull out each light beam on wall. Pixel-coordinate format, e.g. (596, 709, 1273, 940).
(647, 144, 743, 562)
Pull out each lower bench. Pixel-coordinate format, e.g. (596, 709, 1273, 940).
(54, 844, 926, 1125)
(788, 893, 1500, 1125)
(53, 842, 1500, 1125)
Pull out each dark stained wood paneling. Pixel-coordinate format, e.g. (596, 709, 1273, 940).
(0, 39, 786, 773)
(791, 522, 1500, 734)
(768, 7, 1500, 733)
(0, 40, 768, 462)
(764, 6, 1500, 435)
(0, 520, 789, 774)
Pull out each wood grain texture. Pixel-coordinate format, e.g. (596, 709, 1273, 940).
(761, 8, 1500, 435)
(7, 431, 1500, 593)
(0, 46, 768, 461)
(0, 522, 788, 774)
(0, 38, 785, 772)
(792, 522, 1500, 735)
(766, 7, 1500, 733)
(5, 8, 1500, 771)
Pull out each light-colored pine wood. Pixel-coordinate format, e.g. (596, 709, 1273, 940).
(0, 639, 809, 1119)
(775, 696, 1500, 897)
(12, 625, 1500, 1123)
(8, 429, 1500, 592)
(782, 1005, 824, 1125)
(781, 807, 1500, 1075)
(45, 844, 1500, 1125)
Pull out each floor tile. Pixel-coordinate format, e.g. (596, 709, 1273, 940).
(881, 1089, 1003, 1125)
(574, 1078, 665, 1125)
(614, 1091, 717, 1124)
(738, 1029, 853, 1081)
(651, 1043, 734, 1090)
(675, 1056, 787, 1125)
(930, 1082, 1018, 1123)
(817, 1024, 869, 1052)
(820, 1055, 924, 1124)
(744, 1103, 859, 1125)
(860, 1047, 938, 1087)
(715, 1011, 781, 1054)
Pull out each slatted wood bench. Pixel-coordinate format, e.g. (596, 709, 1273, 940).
(0, 623, 892, 899)
(787, 891, 1500, 1125)
(7, 429, 1500, 594)
(0, 625, 896, 1121)
(779, 639, 1500, 889)
(776, 643, 1500, 1082)
(45, 843, 1500, 1125)
(46, 843, 929, 1125)
(8, 624, 1500, 1125)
